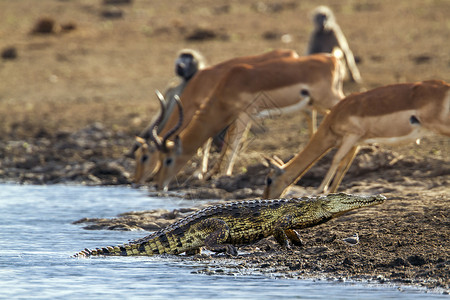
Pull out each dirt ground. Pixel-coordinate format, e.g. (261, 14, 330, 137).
(1, 0, 449, 294)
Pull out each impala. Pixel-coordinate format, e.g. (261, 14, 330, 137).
(132, 49, 206, 183)
(263, 80, 450, 199)
(206, 48, 347, 178)
(133, 49, 300, 184)
(154, 53, 345, 190)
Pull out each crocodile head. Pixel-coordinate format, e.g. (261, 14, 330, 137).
(320, 193, 386, 216)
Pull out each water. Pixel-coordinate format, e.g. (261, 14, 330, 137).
(0, 183, 445, 299)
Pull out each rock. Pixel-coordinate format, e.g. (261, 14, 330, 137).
(1, 47, 17, 60)
(185, 28, 229, 41)
(31, 17, 58, 34)
(101, 9, 124, 19)
(407, 255, 427, 266)
(89, 161, 130, 184)
(103, 0, 133, 5)
(343, 257, 354, 266)
(389, 257, 410, 267)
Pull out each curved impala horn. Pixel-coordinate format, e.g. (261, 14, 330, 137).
(150, 90, 167, 150)
(162, 95, 183, 152)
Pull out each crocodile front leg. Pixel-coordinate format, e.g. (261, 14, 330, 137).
(273, 227, 289, 248)
(196, 218, 238, 256)
(272, 212, 304, 248)
(273, 228, 303, 248)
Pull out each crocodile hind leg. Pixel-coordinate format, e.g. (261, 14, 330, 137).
(185, 248, 202, 255)
(196, 218, 238, 256)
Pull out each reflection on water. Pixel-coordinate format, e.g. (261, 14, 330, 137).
(0, 184, 445, 299)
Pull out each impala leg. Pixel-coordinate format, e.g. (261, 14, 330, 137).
(212, 113, 252, 177)
(199, 138, 213, 180)
(206, 122, 237, 178)
(328, 145, 359, 193)
(302, 109, 318, 137)
(225, 120, 251, 176)
(310, 108, 318, 135)
(318, 134, 360, 194)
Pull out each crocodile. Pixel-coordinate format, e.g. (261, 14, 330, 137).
(74, 193, 385, 257)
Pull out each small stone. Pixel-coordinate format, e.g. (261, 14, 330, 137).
(1, 47, 17, 60)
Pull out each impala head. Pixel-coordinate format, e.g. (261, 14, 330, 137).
(262, 156, 289, 199)
(155, 136, 184, 191)
(133, 136, 161, 184)
(133, 90, 169, 184)
(152, 94, 184, 191)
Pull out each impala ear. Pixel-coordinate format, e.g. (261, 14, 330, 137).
(134, 136, 154, 153)
(272, 155, 285, 166)
(261, 154, 272, 167)
(261, 155, 284, 170)
(135, 136, 146, 145)
(125, 136, 147, 158)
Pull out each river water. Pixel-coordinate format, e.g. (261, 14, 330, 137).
(0, 183, 445, 299)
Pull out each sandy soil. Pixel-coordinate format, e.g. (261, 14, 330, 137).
(1, 0, 449, 294)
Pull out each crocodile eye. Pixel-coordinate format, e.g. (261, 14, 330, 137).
(266, 177, 273, 186)
(165, 158, 173, 166)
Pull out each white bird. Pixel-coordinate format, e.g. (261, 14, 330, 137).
(342, 233, 359, 246)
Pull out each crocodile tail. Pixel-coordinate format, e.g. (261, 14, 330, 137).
(73, 242, 146, 258)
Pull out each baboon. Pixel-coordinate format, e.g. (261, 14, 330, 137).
(156, 49, 206, 133)
(307, 6, 362, 83)
(136, 49, 206, 143)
